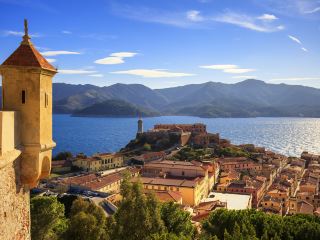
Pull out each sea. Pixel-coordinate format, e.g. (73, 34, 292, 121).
(53, 115, 320, 157)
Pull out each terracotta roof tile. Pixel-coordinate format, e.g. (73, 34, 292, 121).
(2, 42, 56, 71)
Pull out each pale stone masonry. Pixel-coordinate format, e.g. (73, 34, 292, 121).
(0, 20, 56, 240)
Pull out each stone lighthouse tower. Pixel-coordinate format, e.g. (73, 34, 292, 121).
(137, 114, 143, 134)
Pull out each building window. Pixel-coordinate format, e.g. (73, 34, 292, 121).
(22, 90, 26, 104)
(45, 93, 48, 107)
(1, 90, 4, 108)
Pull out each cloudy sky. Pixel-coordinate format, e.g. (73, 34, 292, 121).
(0, 0, 320, 89)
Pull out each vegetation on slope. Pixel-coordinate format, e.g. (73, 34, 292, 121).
(201, 208, 320, 240)
(72, 99, 159, 117)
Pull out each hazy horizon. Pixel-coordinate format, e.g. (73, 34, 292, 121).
(39, 78, 320, 90)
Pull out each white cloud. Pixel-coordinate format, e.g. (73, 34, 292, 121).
(213, 12, 284, 32)
(89, 74, 104, 77)
(288, 35, 302, 44)
(46, 58, 56, 63)
(270, 77, 320, 82)
(257, 14, 278, 21)
(111, 4, 205, 28)
(41, 51, 81, 56)
(111, 3, 286, 31)
(200, 64, 256, 74)
(111, 69, 195, 78)
(258, 0, 320, 16)
(2, 30, 41, 38)
(110, 52, 138, 58)
(59, 69, 97, 74)
(301, 47, 308, 52)
(95, 57, 124, 65)
(200, 64, 238, 70)
(232, 75, 257, 79)
(62, 30, 72, 34)
(95, 52, 137, 65)
(304, 7, 320, 14)
(223, 68, 255, 74)
(186, 10, 204, 22)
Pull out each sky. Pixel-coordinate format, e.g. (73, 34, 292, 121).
(0, 0, 320, 89)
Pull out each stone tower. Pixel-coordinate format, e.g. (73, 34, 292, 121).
(137, 114, 143, 134)
(0, 20, 56, 239)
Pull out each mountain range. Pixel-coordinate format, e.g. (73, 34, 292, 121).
(1, 79, 320, 117)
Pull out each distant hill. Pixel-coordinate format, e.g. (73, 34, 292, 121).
(53, 83, 168, 113)
(1, 80, 320, 117)
(72, 99, 159, 117)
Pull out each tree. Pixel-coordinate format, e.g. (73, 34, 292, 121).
(112, 174, 166, 239)
(112, 177, 165, 240)
(160, 201, 195, 239)
(224, 229, 233, 240)
(57, 194, 79, 218)
(143, 143, 152, 151)
(232, 223, 242, 240)
(53, 151, 73, 161)
(201, 208, 320, 240)
(63, 198, 109, 240)
(31, 196, 67, 240)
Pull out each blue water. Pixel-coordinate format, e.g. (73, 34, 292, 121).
(53, 115, 320, 157)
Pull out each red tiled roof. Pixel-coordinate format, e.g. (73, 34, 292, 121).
(192, 212, 210, 222)
(52, 160, 72, 168)
(152, 191, 182, 203)
(61, 168, 139, 191)
(136, 177, 200, 188)
(2, 42, 56, 71)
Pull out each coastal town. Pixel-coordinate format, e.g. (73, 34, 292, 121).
(41, 119, 320, 222)
(0, 14, 320, 240)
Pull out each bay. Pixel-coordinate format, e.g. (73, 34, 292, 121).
(53, 115, 320, 157)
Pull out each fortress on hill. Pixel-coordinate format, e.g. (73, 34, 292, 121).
(0, 20, 56, 239)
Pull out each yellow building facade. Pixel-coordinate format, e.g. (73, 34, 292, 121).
(138, 175, 209, 206)
(73, 153, 124, 172)
(0, 20, 56, 240)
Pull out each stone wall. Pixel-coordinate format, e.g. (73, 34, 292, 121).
(0, 157, 30, 240)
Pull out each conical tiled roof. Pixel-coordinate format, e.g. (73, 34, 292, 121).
(1, 20, 56, 72)
(2, 43, 56, 71)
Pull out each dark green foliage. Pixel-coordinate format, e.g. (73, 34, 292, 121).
(124, 132, 181, 153)
(160, 202, 195, 239)
(72, 99, 159, 117)
(201, 209, 320, 240)
(53, 151, 73, 161)
(63, 198, 109, 240)
(57, 195, 79, 218)
(215, 146, 249, 158)
(31, 196, 67, 240)
(173, 146, 213, 161)
(111, 177, 165, 240)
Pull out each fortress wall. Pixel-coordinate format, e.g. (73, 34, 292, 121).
(0, 157, 30, 240)
(0, 111, 30, 240)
